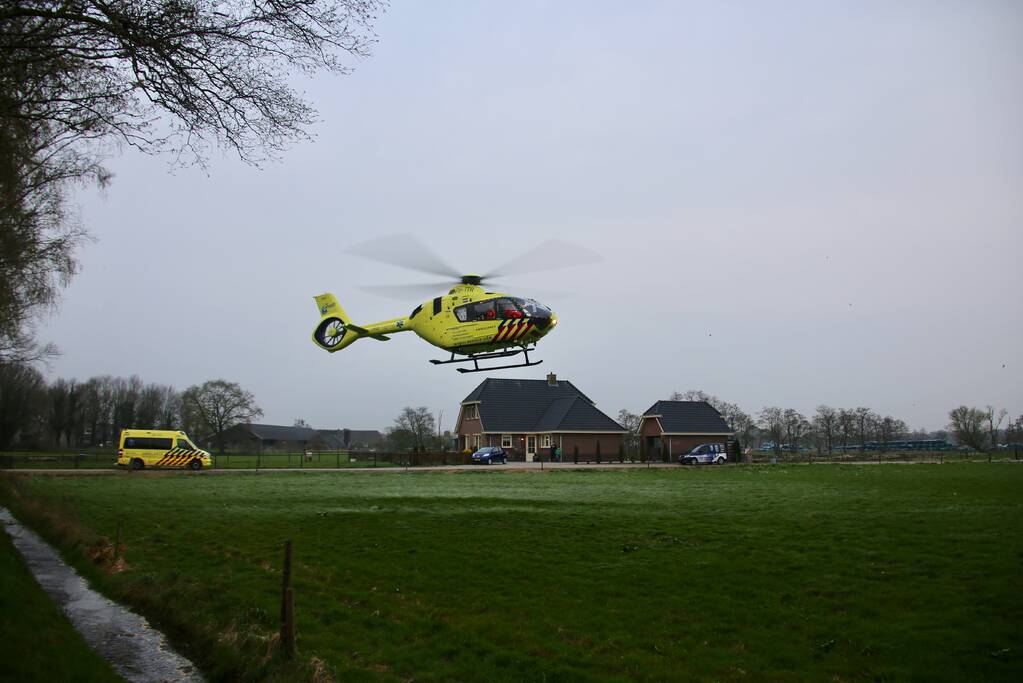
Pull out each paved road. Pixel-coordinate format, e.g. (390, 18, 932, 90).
(4, 462, 684, 475)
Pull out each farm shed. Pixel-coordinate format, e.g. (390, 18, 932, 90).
(308, 429, 384, 451)
(218, 424, 382, 453)
(639, 401, 733, 460)
(456, 374, 625, 461)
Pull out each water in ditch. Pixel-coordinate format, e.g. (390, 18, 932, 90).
(0, 508, 204, 683)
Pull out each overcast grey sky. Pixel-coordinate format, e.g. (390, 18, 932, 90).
(41, 0, 1022, 432)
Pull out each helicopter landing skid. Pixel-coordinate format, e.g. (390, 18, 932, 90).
(430, 347, 543, 374)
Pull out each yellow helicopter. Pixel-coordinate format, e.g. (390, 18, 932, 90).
(311, 235, 596, 373)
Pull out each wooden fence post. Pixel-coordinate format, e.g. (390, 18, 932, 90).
(281, 540, 296, 658)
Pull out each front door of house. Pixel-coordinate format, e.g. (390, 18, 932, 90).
(526, 435, 537, 462)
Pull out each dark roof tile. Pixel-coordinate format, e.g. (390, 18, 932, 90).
(462, 379, 623, 433)
(641, 401, 732, 434)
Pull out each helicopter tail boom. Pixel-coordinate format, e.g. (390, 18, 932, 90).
(312, 293, 408, 353)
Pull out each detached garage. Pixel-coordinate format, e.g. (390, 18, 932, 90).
(639, 401, 733, 460)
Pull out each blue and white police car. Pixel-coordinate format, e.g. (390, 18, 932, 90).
(680, 443, 727, 465)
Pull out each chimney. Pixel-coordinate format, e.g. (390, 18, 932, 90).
(547, 372, 557, 386)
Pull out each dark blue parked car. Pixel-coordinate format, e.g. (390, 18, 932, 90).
(471, 446, 508, 465)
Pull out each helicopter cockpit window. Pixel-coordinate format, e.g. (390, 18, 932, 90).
(474, 300, 497, 321)
(454, 299, 504, 322)
(517, 298, 552, 318)
(494, 298, 523, 319)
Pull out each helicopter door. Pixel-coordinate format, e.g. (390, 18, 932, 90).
(526, 435, 537, 462)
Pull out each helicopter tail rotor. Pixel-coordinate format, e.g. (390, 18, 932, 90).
(312, 293, 356, 352)
(312, 293, 401, 352)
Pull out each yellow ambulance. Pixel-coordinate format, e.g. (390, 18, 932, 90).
(117, 430, 212, 470)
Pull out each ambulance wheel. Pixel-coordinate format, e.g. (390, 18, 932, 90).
(130, 458, 144, 470)
(188, 459, 202, 471)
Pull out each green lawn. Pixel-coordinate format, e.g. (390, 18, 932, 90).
(1, 466, 1021, 682)
(0, 451, 402, 470)
(0, 528, 123, 682)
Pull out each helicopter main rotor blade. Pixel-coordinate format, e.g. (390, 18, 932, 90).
(345, 234, 461, 279)
(358, 282, 455, 301)
(483, 239, 602, 279)
(483, 282, 575, 301)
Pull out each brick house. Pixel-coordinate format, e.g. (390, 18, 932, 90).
(456, 374, 625, 461)
(639, 401, 733, 460)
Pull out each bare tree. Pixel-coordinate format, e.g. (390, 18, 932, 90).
(782, 408, 810, 452)
(836, 409, 856, 451)
(758, 407, 785, 451)
(0, 361, 46, 448)
(948, 406, 987, 452)
(670, 389, 713, 402)
(1005, 416, 1023, 446)
(135, 383, 166, 429)
(181, 379, 262, 453)
(393, 406, 435, 451)
(984, 406, 1007, 450)
(46, 377, 75, 447)
(873, 415, 907, 452)
(111, 375, 143, 437)
(617, 409, 641, 457)
(725, 405, 755, 448)
(853, 407, 875, 450)
(0, 1, 385, 359)
(156, 385, 180, 430)
(813, 405, 838, 453)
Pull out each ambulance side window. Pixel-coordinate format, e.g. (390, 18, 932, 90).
(177, 439, 194, 450)
(126, 437, 172, 450)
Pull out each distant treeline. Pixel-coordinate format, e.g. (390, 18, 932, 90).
(617, 390, 1021, 454)
(0, 365, 261, 451)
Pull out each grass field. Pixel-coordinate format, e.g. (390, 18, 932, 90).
(0, 529, 123, 682)
(0, 451, 406, 470)
(3, 449, 1019, 470)
(1, 465, 1021, 682)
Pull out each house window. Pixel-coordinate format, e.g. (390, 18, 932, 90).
(473, 434, 481, 449)
(464, 404, 478, 420)
(541, 434, 551, 448)
(501, 435, 512, 448)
